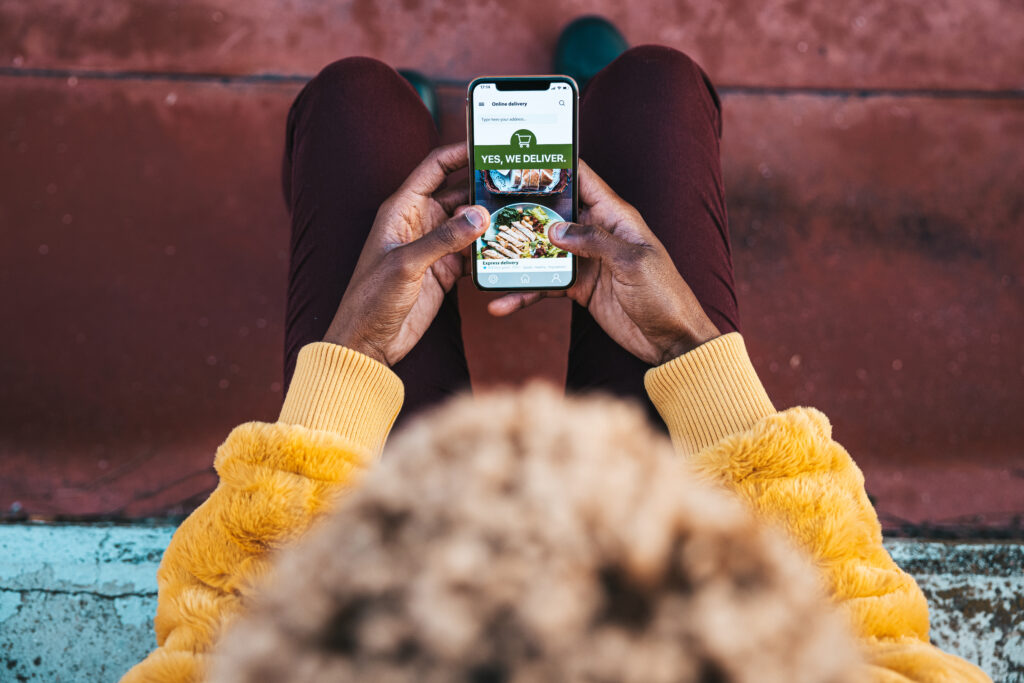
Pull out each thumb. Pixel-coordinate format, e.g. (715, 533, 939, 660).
(397, 205, 489, 272)
(547, 221, 622, 260)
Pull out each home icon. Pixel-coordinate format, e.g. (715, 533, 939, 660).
(520, 274, 530, 284)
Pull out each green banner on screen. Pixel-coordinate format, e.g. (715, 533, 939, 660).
(475, 129, 572, 170)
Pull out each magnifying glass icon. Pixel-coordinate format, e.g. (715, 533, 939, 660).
(559, 99, 565, 106)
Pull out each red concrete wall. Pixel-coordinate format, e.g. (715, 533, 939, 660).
(1, 1, 1021, 531)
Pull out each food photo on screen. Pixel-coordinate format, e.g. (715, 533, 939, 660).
(477, 203, 569, 260)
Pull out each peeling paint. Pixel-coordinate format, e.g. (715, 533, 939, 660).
(0, 524, 175, 680)
(886, 540, 1024, 682)
(0, 589, 21, 622)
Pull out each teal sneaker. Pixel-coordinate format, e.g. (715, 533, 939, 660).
(554, 16, 629, 90)
(398, 69, 441, 129)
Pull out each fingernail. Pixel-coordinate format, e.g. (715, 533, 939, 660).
(464, 207, 486, 228)
(549, 222, 567, 240)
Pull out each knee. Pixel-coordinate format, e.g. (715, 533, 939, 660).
(305, 56, 406, 100)
(291, 57, 420, 129)
(602, 45, 720, 114)
(612, 45, 704, 83)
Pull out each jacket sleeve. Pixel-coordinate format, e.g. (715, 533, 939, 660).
(120, 343, 403, 683)
(645, 333, 990, 683)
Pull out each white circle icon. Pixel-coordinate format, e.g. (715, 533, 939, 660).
(487, 274, 499, 284)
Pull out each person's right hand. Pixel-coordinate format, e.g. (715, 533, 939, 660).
(488, 161, 720, 365)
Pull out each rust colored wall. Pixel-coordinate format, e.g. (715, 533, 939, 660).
(1, 0, 1021, 531)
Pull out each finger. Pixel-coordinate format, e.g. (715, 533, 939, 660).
(434, 203, 482, 238)
(432, 251, 466, 290)
(393, 204, 489, 275)
(575, 160, 659, 247)
(398, 142, 468, 197)
(433, 185, 471, 214)
(487, 291, 547, 317)
(577, 158, 622, 209)
(547, 221, 630, 261)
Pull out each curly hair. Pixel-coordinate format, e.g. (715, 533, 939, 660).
(210, 385, 862, 683)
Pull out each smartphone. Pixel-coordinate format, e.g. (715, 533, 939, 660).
(468, 76, 579, 291)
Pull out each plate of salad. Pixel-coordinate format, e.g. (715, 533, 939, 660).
(478, 203, 569, 260)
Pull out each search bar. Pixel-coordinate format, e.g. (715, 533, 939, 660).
(479, 113, 560, 125)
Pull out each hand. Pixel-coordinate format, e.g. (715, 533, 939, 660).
(489, 160, 720, 365)
(324, 142, 489, 366)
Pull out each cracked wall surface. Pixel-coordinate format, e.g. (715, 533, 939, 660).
(0, 525, 1020, 681)
(0, 524, 170, 681)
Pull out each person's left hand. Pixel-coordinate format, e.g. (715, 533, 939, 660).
(486, 160, 719, 365)
(323, 142, 488, 366)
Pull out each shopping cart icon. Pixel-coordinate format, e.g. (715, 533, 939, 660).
(514, 133, 532, 148)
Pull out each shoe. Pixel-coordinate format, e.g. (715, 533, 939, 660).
(553, 16, 629, 90)
(398, 69, 441, 129)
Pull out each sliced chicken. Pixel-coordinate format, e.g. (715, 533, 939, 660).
(498, 227, 527, 245)
(497, 235, 523, 256)
(511, 221, 538, 241)
(485, 240, 518, 259)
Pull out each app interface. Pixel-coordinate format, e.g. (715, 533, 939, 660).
(472, 81, 575, 289)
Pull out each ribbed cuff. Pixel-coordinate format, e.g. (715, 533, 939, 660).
(279, 342, 404, 454)
(644, 333, 775, 456)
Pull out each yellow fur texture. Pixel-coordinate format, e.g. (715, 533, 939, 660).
(121, 379, 989, 681)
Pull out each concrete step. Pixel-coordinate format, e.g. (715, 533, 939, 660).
(0, 524, 1020, 681)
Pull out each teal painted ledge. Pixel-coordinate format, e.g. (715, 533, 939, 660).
(0, 524, 1021, 681)
(0, 524, 176, 682)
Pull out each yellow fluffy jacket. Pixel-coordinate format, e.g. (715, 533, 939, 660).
(120, 333, 989, 682)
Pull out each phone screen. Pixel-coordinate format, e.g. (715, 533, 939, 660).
(469, 78, 578, 290)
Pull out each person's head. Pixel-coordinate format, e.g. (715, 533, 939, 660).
(210, 385, 861, 683)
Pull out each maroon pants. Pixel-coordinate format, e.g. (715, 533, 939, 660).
(282, 46, 739, 425)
